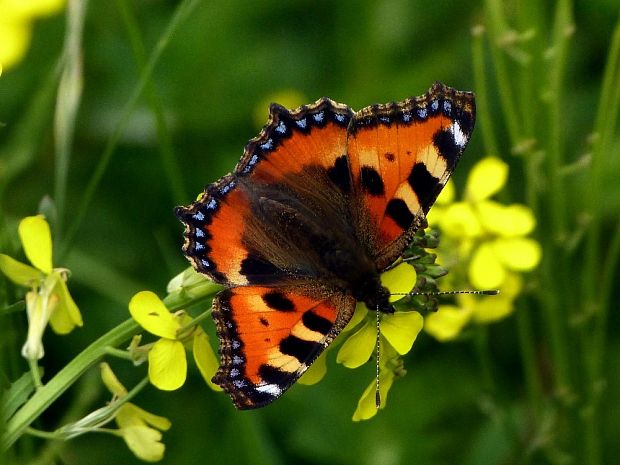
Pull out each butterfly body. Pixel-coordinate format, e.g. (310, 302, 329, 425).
(176, 83, 475, 409)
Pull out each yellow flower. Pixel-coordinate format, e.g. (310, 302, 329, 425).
(426, 156, 542, 339)
(425, 273, 523, 341)
(100, 363, 171, 462)
(0, 215, 82, 360)
(0, 0, 65, 70)
(128, 291, 220, 392)
(352, 342, 400, 421)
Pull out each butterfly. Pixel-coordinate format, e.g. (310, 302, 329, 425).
(175, 82, 475, 409)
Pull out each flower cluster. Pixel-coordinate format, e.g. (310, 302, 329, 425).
(0, 215, 82, 360)
(0, 0, 66, 71)
(100, 363, 171, 462)
(425, 156, 542, 341)
(128, 269, 221, 392)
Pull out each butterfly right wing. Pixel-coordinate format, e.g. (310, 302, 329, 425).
(212, 285, 356, 409)
(346, 82, 475, 269)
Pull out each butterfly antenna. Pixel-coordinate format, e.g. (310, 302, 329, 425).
(391, 289, 500, 297)
(375, 304, 381, 409)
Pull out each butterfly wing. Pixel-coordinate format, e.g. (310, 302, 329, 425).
(175, 98, 355, 286)
(346, 82, 475, 269)
(212, 286, 356, 409)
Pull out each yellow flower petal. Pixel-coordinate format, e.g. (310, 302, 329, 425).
(192, 329, 222, 391)
(436, 179, 455, 204)
(336, 320, 375, 369)
(18, 215, 52, 274)
(352, 368, 396, 421)
(381, 263, 417, 303)
(439, 203, 483, 238)
(477, 201, 536, 237)
(49, 275, 83, 334)
(21, 291, 57, 359)
(148, 339, 187, 391)
(117, 403, 171, 431)
(468, 243, 506, 289)
(0, 19, 32, 70)
(465, 156, 508, 202)
(298, 351, 328, 385)
(342, 302, 368, 333)
(100, 362, 128, 397)
(3, 0, 66, 18)
(424, 305, 473, 341)
(0, 253, 44, 285)
(493, 237, 542, 271)
(380, 311, 423, 354)
(129, 291, 179, 339)
(119, 425, 166, 462)
(471, 294, 515, 323)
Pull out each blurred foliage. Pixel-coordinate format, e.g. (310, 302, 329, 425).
(1, 0, 619, 464)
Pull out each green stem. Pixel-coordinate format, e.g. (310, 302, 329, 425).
(53, 0, 87, 240)
(24, 428, 58, 440)
(2, 318, 139, 450)
(483, 0, 522, 143)
(104, 347, 134, 361)
(27, 359, 43, 390)
(471, 25, 500, 157)
(59, 0, 200, 259)
(115, 0, 188, 204)
(515, 300, 543, 418)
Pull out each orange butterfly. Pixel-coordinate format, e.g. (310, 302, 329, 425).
(175, 82, 475, 409)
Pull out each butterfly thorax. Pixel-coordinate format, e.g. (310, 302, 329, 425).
(351, 273, 393, 314)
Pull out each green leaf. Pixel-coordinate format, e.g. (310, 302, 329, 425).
(2, 370, 42, 421)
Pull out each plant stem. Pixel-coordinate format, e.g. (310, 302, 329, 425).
(2, 318, 139, 450)
(27, 359, 43, 390)
(53, 0, 86, 240)
(60, 0, 200, 259)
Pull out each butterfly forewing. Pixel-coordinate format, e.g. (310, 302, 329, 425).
(346, 82, 475, 268)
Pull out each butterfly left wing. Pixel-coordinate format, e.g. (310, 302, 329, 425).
(346, 82, 475, 269)
(212, 286, 356, 409)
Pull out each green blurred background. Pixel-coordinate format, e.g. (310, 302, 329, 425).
(1, 1, 619, 464)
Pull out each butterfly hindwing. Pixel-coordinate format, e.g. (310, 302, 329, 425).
(212, 286, 356, 409)
(347, 82, 475, 268)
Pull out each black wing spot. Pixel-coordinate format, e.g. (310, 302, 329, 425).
(327, 155, 351, 193)
(302, 311, 332, 336)
(433, 128, 459, 168)
(240, 254, 283, 283)
(360, 166, 385, 196)
(279, 335, 321, 362)
(259, 317, 269, 327)
(384, 152, 395, 162)
(262, 291, 295, 312)
(408, 163, 439, 208)
(386, 198, 414, 230)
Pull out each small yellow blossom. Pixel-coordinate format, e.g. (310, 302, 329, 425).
(0, 0, 66, 70)
(128, 291, 220, 391)
(0, 215, 82, 360)
(352, 342, 400, 421)
(100, 363, 171, 462)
